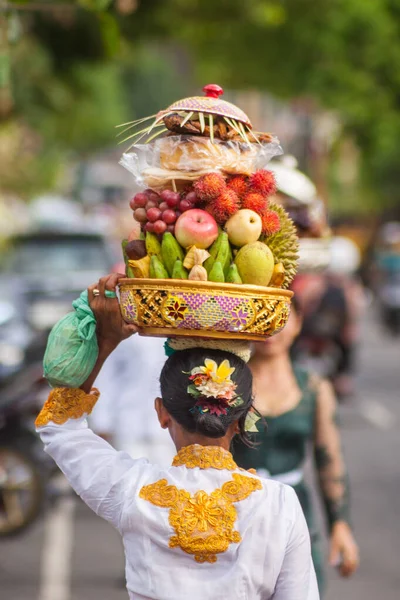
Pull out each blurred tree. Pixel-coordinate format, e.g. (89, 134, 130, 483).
(1, 1, 126, 196)
(149, 0, 400, 208)
(0, 1, 188, 197)
(3, 0, 400, 209)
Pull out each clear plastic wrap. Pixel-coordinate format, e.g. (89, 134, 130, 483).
(120, 135, 283, 189)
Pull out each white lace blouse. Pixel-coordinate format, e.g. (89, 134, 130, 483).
(36, 389, 319, 600)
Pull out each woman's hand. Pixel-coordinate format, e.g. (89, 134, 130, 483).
(329, 520, 359, 577)
(88, 273, 138, 351)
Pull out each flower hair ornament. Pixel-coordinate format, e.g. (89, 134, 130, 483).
(186, 358, 260, 432)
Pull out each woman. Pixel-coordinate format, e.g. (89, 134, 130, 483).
(36, 274, 319, 600)
(233, 300, 359, 594)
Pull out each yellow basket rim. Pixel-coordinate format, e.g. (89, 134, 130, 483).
(119, 278, 293, 297)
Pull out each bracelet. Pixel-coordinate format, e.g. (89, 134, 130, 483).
(35, 387, 100, 428)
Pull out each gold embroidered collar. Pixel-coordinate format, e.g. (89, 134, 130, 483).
(172, 444, 238, 471)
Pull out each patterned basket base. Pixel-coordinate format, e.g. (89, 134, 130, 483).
(119, 279, 292, 341)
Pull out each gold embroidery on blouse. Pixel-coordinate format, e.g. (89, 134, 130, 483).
(172, 444, 238, 471)
(35, 388, 100, 427)
(139, 473, 262, 563)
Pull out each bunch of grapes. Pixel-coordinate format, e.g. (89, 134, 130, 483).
(129, 188, 199, 235)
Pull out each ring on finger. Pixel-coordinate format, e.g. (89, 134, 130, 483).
(93, 288, 100, 297)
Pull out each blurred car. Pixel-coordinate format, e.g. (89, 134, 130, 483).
(0, 300, 45, 383)
(0, 229, 116, 336)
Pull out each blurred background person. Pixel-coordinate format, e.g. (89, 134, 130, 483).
(90, 335, 175, 466)
(269, 156, 366, 398)
(292, 236, 365, 399)
(372, 222, 400, 335)
(233, 300, 359, 596)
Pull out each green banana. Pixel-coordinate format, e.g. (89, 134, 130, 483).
(226, 264, 243, 284)
(215, 232, 231, 277)
(224, 244, 233, 277)
(204, 232, 224, 274)
(145, 231, 162, 259)
(121, 239, 129, 265)
(121, 239, 135, 277)
(149, 255, 169, 279)
(208, 260, 225, 283)
(172, 259, 188, 280)
(161, 232, 184, 276)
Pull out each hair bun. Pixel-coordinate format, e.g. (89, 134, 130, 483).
(160, 348, 254, 444)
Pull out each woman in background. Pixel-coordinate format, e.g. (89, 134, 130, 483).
(233, 299, 359, 595)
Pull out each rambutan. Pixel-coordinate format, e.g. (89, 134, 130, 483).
(209, 189, 240, 223)
(227, 175, 248, 199)
(194, 172, 226, 201)
(242, 192, 269, 215)
(250, 169, 277, 196)
(261, 210, 281, 236)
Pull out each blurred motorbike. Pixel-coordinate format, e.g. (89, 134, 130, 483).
(0, 363, 52, 536)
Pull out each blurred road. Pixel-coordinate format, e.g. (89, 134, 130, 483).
(1, 308, 399, 600)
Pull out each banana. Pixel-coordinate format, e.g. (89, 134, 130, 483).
(215, 232, 231, 276)
(172, 259, 188, 280)
(215, 233, 233, 276)
(270, 262, 286, 287)
(128, 255, 151, 278)
(161, 232, 184, 276)
(121, 239, 130, 274)
(204, 232, 224, 274)
(149, 255, 169, 279)
(145, 232, 162, 259)
(226, 264, 243, 284)
(126, 264, 136, 278)
(208, 260, 225, 283)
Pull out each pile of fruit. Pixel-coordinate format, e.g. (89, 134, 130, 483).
(123, 168, 298, 289)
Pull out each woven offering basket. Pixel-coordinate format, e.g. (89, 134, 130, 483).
(119, 279, 293, 341)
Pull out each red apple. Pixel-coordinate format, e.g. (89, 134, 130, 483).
(175, 209, 218, 249)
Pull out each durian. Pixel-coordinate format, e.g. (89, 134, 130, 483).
(263, 202, 299, 288)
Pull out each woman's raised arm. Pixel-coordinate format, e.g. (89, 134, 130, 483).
(35, 274, 142, 530)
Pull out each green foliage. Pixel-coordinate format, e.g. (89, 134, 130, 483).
(144, 0, 400, 209)
(77, 0, 113, 10)
(11, 35, 126, 152)
(5, 0, 400, 208)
